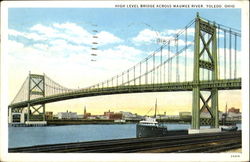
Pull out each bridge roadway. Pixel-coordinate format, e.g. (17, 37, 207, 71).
(9, 131, 241, 153)
(9, 78, 241, 109)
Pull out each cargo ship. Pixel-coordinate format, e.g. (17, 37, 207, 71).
(220, 103, 238, 131)
(136, 99, 187, 138)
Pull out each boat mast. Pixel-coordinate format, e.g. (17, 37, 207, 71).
(154, 99, 157, 118)
(225, 103, 228, 114)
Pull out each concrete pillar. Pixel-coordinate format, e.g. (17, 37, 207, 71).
(212, 88, 219, 128)
(21, 112, 25, 123)
(192, 87, 200, 129)
(43, 104, 46, 121)
(27, 103, 30, 121)
(8, 108, 12, 123)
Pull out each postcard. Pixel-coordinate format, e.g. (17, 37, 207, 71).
(1, 0, 249, 162)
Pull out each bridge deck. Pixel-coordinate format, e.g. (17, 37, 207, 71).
(9, 78, 241, 108)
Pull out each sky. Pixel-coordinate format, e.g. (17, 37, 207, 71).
(8, 8, 242, 115)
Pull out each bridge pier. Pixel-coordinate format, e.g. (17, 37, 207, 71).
(8, 107, 12, 123)
(192, 86, 200, 129)
(211, 88, 219, 128)
(27, 103, 30, 121)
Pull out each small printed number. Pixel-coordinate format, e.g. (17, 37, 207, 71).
(231, 155, 240, 158)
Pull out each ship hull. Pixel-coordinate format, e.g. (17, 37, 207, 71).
(221, 125, 238, 131)
(136, 124, 188, 138)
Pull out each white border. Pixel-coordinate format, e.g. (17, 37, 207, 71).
(1, 1, 249, 162)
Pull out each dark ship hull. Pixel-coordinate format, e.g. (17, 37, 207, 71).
(136, 124, 188, 138)
(221, 125, 238, 131)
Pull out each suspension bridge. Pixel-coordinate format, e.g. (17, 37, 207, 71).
(8, 13, 241, 129)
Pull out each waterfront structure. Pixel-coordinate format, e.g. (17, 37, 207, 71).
(228, 107, 240, 113)
(96, 115, 109, 120)
(227, 112, 241, 120)
(179, 112, 191, 119)
(104, 110, 122, 120)
(77, 115, 84, 119)
(119, 111, 142, 120)
(45, 112, 53, 120)
(57, 111, 78, 119)
(83, 107, 91, 119)
(8, 13, 241, 130)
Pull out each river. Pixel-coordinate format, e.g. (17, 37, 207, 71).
(8, 123, 241, 148)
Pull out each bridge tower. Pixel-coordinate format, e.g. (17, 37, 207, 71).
(27, 73, 46, 121)
(192, 13, 218, 129)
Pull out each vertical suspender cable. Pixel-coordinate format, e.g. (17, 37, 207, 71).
(134, 66, 135, 85)
(157, 64, 159, 84)
(217, 25, 220, 79)
(207, 33, 210, 80)
(122, 72, 124, 85)
(176, 35, 179, 82)
(168, 41, 170, 82)
(229, 28, 232, 79)
(224, 30, 227, 79)
(202, 33, 205, 80)
(234, 34, 237, 78)
(127, 70, 129, 86)
(146, 59, 148, 84)
(139, 62, 141, 85)
(169, 41, 172, 82)
(164, 47, 166, 83)
(116, 75, 118, 87)
(160, 46, 162, 83)
(153, 53, 155, 85)
(185, 26, 187, 81)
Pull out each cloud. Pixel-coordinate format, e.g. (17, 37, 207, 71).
(9, 29, 47, 41)
(97, 31, 123, 45)
(8, 36, 143, 91)
(132, 27, 195, 47)
(31, 24, 58, 36)
(132, 29, 158, 45)
(9, 22, 123, 47)
(163, 28, 195, 36)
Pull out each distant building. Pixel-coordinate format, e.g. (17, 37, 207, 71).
(12, 113, 22, 123)
(96, 115, 109, 120)
(77, 115, 84, 119)
(84, 113, 91, 119)
(83, 107, 91, 119)
(104, 110, 122, 120)
(179, 112, 191, 119)
(227, 112, 241, 120)
(104, 110, 114, 117)
(57, 111, 77, 119)
(228, 107, 240, 113)
(110, 113, 122, 120)
(87, 116, 97, 119)
(119, 111, 137, 120)
(45, 112, 53, 120)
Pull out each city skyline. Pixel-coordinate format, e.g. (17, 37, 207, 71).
(50, 104, 242, 116)
(8, 8, 241, 115)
